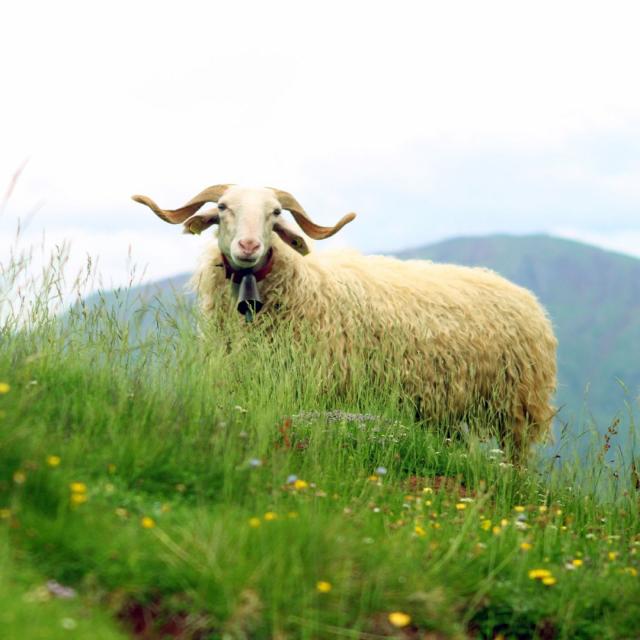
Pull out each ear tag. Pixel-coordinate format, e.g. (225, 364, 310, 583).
(189, 218, 203, 235)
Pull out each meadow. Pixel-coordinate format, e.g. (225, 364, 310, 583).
(0, 248, 639, 639)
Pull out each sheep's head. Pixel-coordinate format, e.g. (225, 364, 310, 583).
(132, 185, 356, 270)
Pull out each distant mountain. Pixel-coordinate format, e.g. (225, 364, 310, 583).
(84, 234, 640, 441)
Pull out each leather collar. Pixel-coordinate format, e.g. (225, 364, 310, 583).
(221, 248, 274, 284)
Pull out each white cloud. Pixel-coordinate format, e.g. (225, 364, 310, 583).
(2, 0, 640, 288)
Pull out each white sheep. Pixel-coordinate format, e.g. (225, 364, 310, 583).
(133, 184, 557, 457)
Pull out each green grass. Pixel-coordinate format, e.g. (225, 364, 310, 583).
(0, 254, 639, 639)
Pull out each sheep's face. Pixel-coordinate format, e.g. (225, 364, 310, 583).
(215, 186, 287, 269)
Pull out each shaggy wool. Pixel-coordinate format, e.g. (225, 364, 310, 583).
(192, 234, 557, 455)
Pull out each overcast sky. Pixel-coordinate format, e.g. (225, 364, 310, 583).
(1, 0, 639, 290)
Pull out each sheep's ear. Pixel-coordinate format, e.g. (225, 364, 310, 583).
(274, 220, 310, 255)
(182, 210, 220, 235)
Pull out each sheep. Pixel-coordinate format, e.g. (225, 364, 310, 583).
(133, 184, 557, 458)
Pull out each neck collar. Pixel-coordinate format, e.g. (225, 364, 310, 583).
(221, 248, 274, 284)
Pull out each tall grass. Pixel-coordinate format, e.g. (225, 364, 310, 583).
(0, 236, 638, 639)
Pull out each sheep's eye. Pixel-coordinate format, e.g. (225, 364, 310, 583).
(218, 202, 227, 211)
(273, 208, 281, 216)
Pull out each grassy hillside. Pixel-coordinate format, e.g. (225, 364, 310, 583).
(1, 257, 640, 638)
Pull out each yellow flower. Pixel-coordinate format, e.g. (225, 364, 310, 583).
(492, 526, 501, 535)
(316, 581, 332, 593)
(481, 519, 492, 531)
(388, 611, 412, 628)
(293, 479, 309, 490)
(528, 569, 552, 580)
(455, 503, 466, 511)
(520, 542, 533, 551)
(264, 512, 278, 521)
(70, 493, 88, 505)
(13, 470, 26, 484)
(414, 525, 427, 537)
(500, 518, 509, 527)
(248, 517, 262, 528)
(141, 516, 156, 529)
(542, 576, 557, 586)
(608, 552, 618, 561)
(0, 382, 10, 394)
(69, 482, 87, 494)
(571, 559, 583, 567)
(623, 567, 638, 577)
(538, 505, 548, 513)
(422, 487, 433, 494)
(514, 505, 526, 513)
(46, 455, 61, 467)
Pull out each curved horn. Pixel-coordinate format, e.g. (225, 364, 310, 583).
(132, 184, 233, 224)
(270, 188, 356, 240)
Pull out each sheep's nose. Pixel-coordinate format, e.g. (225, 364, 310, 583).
(238, 238, 261, 254)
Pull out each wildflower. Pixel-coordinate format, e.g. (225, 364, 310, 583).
(500, 518, 509, 527)
(492, 526, 501, 535)
(69, 482, 87, 494)
(13, 471, 26, 484)
(46, 455, 61, 467)
(623, 567, 637, 577)
(286, 474, 298, 484)
(248, 517, 261, 528)
(264, 511, 278, 521)
(141, 516, 156, 529)
(388, 611, 412, 628)
(375, 466, 387, 476)
(70, 493, 87, 506)
(571, 559, 583, 568)
(528, 569, 552, 580)
(542, 576, 557, 586)
(422, 487, 433, 494)
(538, 505, 548, 513)
(248, 458, 262, 468)
(431, 522, 441, 529)
(60, 618, 77, 630)
(514, 506, 526, 513)
(293, 479, 309, 490)
(414, 525, 427, 537)
(481, 519, 492, 531)
(455, 503, 466, 511)
(608, 552, 618, 561)
(520, 542, 533, 551)
(0, 382, 10, 394)
(316, 581, 332, 593)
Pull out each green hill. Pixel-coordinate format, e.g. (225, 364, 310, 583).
(88, 234, 640, 442)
